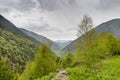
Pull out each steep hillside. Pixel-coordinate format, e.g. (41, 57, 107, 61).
(20, 28, 62, 54)
(62, 19, 120, 54)
(0, 27, 38, 73)
(0, 15, 40, 44)
(0, 15, 39, 73)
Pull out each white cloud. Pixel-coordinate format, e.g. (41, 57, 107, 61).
(0, 0, 120, 40)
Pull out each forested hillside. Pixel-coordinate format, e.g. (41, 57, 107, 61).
(0, 15, 40, 44)
(0, 15, 41, 74)
(0, 27, 38, 73)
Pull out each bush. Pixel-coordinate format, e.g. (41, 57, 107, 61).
(19, 44, 58, 80)
(62, 53, 74, 68)
(34, 72, 57, 80)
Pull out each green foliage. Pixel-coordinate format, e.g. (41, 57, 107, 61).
(76, 32, 120, 68)
(76, 32, 100, 68)
(62, 52, 74, 68)
(76, 43, 101, 68)
(0, 28, 38, 73)
(76, 15, 100, 68)
(67, 56, 120, 80)
(34, 72, 57, 80)
(69, 32, 120, 79)
(31, 45, 57, 79)
(97, 32, 118, 56)
(116, 39, 120, 55)
(0, 53, 14, 80)
(19, 44, 58, 80)
(18, 62, 33, 80)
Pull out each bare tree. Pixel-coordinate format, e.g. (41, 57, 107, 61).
(77, 15, 93, 37)
(77, 15, 96, 45)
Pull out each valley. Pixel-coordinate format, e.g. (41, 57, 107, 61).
(0, 2, 120, 79)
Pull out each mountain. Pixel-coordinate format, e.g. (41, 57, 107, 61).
(62, 19, 120, 54)
(0, 15, 39, 73)
(19, 28, 62, 54)
(55, 40, 72, 49)
(0, 15, 40, 44)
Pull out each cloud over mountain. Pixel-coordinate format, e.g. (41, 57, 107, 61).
(0, 0, 120, 40)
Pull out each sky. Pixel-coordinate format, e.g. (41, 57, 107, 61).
(0, 0, 120, 41)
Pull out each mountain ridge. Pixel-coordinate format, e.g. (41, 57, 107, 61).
(62, 19, 120, 54)
(20, 28, 62, 54)
(0, 15, 40, 44)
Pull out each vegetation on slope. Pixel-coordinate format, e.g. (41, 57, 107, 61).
(0, 27, 38, 73)
(19, 44, 61, 80)
(0, 53, 14, 80)
(67, 56, 120, 80)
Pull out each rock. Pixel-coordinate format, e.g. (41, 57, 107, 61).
(52, 70, 68, 80)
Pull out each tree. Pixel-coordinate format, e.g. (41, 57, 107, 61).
(97, 32, 118, 56)
(116, 39, 120, 55)
(19, 44, 57, 80)
(62, 52, 74, 68)
(76, 15, 99, 68)
(18, 62, 32, 80)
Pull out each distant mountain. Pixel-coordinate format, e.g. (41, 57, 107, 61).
(20, 28, 62, 54)
(62, 19, 120, 54)
(55, 40, 72, 49)
(0, 15, 38, 73)
(0, 15, 40, 44)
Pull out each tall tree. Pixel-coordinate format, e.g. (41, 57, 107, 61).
(76, 15, 99, 68)
(77, 15, 96, 45)
(19, 44, 57, 80)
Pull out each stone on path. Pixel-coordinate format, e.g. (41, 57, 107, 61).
(52, 70, 68, 80)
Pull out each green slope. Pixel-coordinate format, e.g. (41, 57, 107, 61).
(67, 56, 120, 80)
(0, 27, 38, 73)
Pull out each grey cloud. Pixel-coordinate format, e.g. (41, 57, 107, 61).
(0, 0, 120, 40)
(68, 0, 76, 5)
(0, 8, 9, 13)
(0, 0, 36, 12)
(97, 0, 120, 10)
(37, 0, 59, 11)
(15, 0, 36, 11)
(26, 23, 63, 33)
(37, 0, 77, 11)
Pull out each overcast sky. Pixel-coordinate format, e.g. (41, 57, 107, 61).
(0, 0, 120, 41)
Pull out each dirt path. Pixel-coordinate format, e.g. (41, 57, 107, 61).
(52, 70, 68, 80)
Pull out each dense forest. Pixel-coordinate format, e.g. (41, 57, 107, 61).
(0, 27, 38, 73)
(1, 15, 120, 80)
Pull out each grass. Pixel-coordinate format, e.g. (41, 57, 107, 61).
(67, 56, 120, 80)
